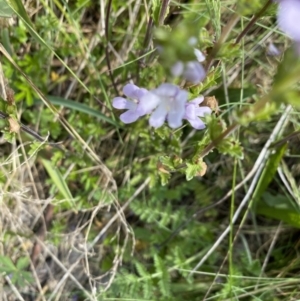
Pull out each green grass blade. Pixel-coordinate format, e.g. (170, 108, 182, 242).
(42, 159, 73, 201)
(6, 0, 32, 26)
(252, 143, 287, 209)
(46, 96, 120, 127)
(251, 143, 300, 227)
(255, 205, 300, 228)
(1, 0, 14, 18)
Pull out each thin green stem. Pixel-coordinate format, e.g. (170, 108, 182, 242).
(229, 158, 237, 298)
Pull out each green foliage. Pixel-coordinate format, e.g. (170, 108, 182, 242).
(208, 114, 226, 140)
(154, 254, 171, 297)
(1, 0, 300, 300)
(0, 256, 34, 287)
(217, 41, 242, 61)
(237, 0, 264, 16)
(217, 137, 244, 159)
(251, 143, 300, 227)
(185, 160, 206, 181)
(236, 98, 279, 125)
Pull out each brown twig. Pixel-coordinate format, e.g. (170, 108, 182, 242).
(137, 17, 154, 83)
(0, 110, 64, 150)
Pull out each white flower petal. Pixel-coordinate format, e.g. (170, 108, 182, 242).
(194, 48, 205, 62)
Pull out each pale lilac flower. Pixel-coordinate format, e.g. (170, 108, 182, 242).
(171, 61, 184, 77)
(184, 96, 211, 130)
(139, 83, 188, 129)
(171, 49, 206, 84)
(112, 84, 148, 124)
(183, 61, 206, 84)
(277, 0, 300, 42)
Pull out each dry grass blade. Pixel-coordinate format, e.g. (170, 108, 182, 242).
(0, 60, 7, 100)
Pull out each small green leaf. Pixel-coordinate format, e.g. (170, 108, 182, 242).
(217, 41, 241, 61)
(28, 141, 46, 157)
(192, 133, 211, 160)
(155, 126, 170, 140)
(0, 256, 16, 273)
(159, 156, 175, 171)
(154, 254, 170, 297)
(16, 257, 30, 270)
(208, 115, 226, 140)
(11, 270, 33, 287)
(217, 137, 244, 159)
(158, 169, 171, 186)
(3, 131, 15, 143)
(236, 99, 278, 126)
(185, 162, 205, 181)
